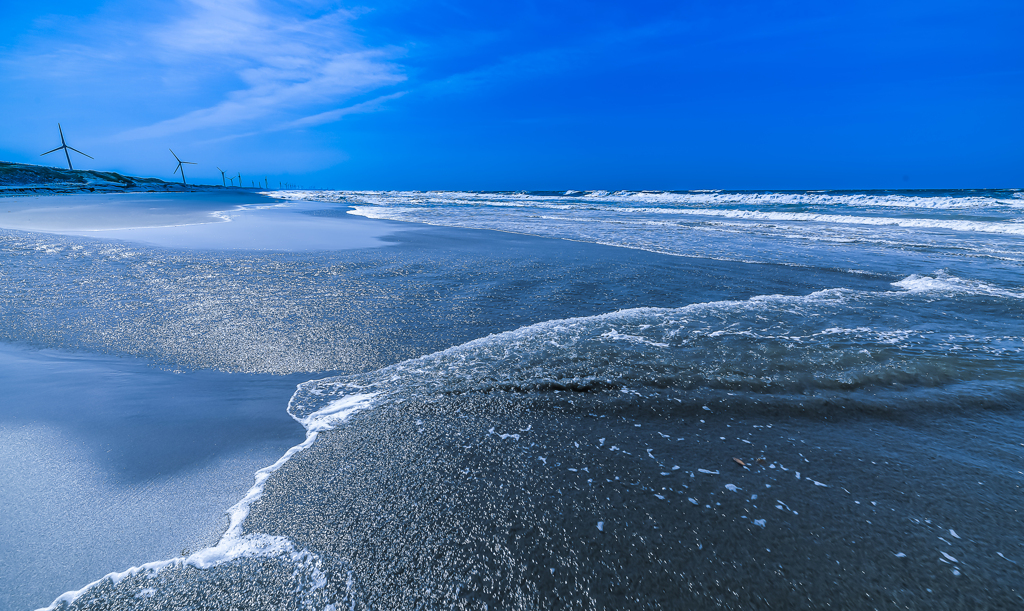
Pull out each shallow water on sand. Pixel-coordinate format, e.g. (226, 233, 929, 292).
(0, 344, 307, 611)
(0, 192, 398, 250)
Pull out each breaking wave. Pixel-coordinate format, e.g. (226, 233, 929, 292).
(43, 272, 1024, 608)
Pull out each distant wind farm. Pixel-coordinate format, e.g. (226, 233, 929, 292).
(27, 126, 292, 191)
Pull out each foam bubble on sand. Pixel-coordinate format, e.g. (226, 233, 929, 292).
(42, 534, 327, 610)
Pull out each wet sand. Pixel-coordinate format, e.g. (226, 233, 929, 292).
(0, 344, 308, 611)
(0, 192, 402, 250)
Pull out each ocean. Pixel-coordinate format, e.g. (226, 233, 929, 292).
(1, 189, 1021, 609)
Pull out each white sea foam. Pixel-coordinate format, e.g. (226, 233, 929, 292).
(282, 193, 1024, 281)
(600, 329, 670, 347)
(346, 203, 1024, 236)
(624, 208, 1024, 235)
(41, 269, 1024, 607)
(286, 276, 1023, 426)
(892, 274, 1024, 299)
(42, 534, 326, 610)
(267, 190, 1024, 278)
(274, 189, 1022, 212)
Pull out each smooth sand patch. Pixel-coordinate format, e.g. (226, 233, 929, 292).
(0, 191, 406, 251)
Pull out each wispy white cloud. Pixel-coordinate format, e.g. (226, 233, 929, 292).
(7, 0, 406, 141)
(197, 91, 408, 144)
(277, 91, 408, 130)
(111, 0, 406, 139)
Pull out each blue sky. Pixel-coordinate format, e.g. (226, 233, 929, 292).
(1, 0, 1021, 190)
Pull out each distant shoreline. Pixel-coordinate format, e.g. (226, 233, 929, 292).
(0, 160, 254, 196)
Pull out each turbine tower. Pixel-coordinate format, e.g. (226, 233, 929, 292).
(170, 149, 196, 186)
(217, 167, 226, 186)
(41, 124, 93, 170)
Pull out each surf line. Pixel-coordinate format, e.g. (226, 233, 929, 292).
(42, 392, 377, 610)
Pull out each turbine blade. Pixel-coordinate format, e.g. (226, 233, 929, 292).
(169, 149, 181, 162)
(183, 161, 196, 165)
(66, 146, 94, 159)
(58, 124, 67, 146)
(41, 147, 63, 156)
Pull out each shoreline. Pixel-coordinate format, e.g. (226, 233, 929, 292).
(0, 342, 310, 611)
(0, 192, 409, 251)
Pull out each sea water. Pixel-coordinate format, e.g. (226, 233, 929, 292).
(0, 189, 1020, 609)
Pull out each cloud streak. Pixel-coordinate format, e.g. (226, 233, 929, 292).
(197, 92, 408, 144)
(277, 91, 408, 130)
(8, 0, 405, 140)
(78, 0, 406, 140)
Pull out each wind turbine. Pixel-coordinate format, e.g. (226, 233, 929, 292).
(170, 149, 196, 185)
(217, 167, 226, 186)
(41, 123, 93, 170)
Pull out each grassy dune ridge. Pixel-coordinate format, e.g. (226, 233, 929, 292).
(0, 161, 219, 194)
